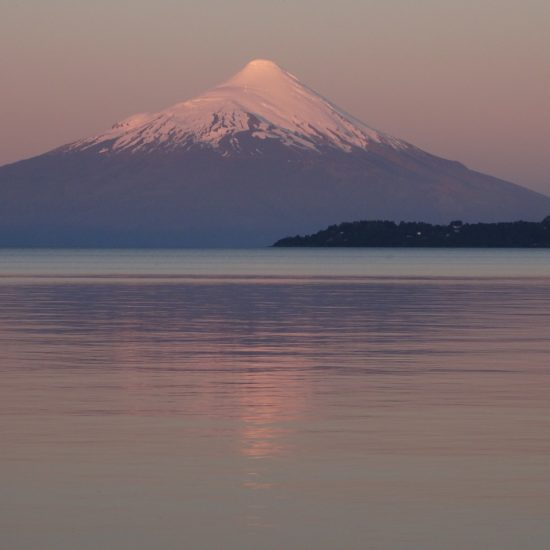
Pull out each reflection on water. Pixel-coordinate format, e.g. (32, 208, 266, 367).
(1, 249, 550, 549)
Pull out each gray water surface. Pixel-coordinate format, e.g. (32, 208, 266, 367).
(1, 249, 550, 549)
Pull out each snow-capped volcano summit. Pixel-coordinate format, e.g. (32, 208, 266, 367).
(1, 59, 549, 247)
(67, 59, 405, 156)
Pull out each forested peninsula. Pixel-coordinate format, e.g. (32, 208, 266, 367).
(274, 218, 550, 247)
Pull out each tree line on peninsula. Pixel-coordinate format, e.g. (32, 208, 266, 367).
(274, 217, 550, 247)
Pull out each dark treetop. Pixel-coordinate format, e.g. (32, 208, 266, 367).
(273, 217, 550, 247)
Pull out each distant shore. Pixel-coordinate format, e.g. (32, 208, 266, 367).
(273, 218, 550, 248)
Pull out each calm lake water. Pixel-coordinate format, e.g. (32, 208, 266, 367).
(1, 249, 549, 549)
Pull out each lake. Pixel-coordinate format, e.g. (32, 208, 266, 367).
(1, 249, 549, 549)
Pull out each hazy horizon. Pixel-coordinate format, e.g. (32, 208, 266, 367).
(1, 0, 549, 194)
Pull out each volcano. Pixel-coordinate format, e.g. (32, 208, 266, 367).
(1, 59, 549, 247)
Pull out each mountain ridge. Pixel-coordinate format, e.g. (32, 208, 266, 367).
(1, 59, 549, 247)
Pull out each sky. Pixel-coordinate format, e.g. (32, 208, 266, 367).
(1, 0, 549, 194)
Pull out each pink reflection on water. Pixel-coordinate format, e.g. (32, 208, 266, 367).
(237, 364, 310, 460)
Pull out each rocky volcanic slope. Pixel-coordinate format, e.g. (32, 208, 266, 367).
(1, 59, 549, 247)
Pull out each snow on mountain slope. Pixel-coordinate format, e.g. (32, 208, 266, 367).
(65, 59, 409, 155)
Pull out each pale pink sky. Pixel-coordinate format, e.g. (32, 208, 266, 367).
(1, 0, 549, 193)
